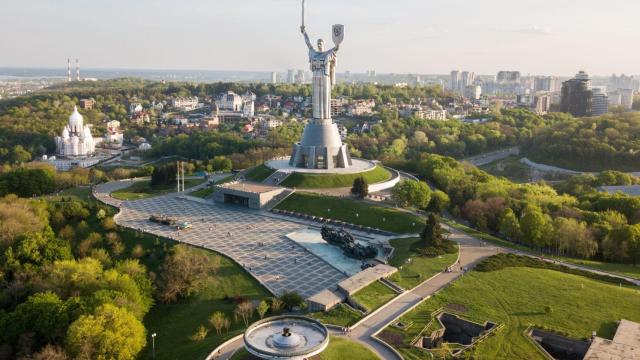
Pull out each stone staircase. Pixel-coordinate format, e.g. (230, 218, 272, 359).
(262, 189, 295, 211)
(380, 277, 405, 294)
(262, 170, 290, 186)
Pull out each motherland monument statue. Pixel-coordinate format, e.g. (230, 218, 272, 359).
(289, 0, 352, 170)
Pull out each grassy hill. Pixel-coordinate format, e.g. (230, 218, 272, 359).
(281, 165, 390, 189)
(275, 192, 423, 234)
(383, 266, 640, 360)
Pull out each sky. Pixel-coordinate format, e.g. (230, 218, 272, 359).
(1, 0, 639, 76)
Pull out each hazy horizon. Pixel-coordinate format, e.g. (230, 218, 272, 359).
(1, 0, 639, 76)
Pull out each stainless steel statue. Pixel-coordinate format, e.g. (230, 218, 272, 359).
(289, 0, 352, 169)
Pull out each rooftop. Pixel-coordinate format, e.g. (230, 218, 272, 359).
(584, 319, 640, 360)
(217, 181, 282, 194)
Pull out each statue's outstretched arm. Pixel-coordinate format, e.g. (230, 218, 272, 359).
(301, 26, 314, 50)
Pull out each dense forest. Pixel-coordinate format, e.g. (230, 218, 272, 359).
(522, 112, 640, 172)
(413, 154, 640, 263)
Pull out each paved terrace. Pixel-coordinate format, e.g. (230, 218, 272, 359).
(94, 180, 348, 299)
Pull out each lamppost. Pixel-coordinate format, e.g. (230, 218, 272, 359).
(151, 333, 157, 359)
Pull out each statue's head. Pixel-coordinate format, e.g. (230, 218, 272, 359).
(317, 39, 325, 51)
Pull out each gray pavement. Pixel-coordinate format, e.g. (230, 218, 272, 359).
(94, 181, 348, 299)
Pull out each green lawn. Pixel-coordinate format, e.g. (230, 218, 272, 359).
(351, 280, 398, 313)
(111, 179, 204, 200)
(275, 192, 423, 234)
(383, 266, 640, 360)
(310, 304, 363, 327)
(244, 164, 275, 182)
(230, 336, 378, 360)
(189, 186, 215, 199)
(444, 218, 640, 281)
(139, 247, 271, 360)
(280, 165, 390, 189)
(387, 237, 459, 290)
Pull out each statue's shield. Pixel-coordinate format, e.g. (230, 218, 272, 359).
(332, 24, 344, 46)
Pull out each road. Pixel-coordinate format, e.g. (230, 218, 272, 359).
(463, 147, 519, 166)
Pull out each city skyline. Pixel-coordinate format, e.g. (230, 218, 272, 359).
(1, 0, 639, 76)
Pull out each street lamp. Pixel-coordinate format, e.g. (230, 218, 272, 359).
(151, 333, 157, 359)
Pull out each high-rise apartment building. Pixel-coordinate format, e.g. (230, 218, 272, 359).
(591, 87, 609, 116)
(560, 71, 594, 117)
(450, 70, 460, 91)
(497, 71, 521, 84)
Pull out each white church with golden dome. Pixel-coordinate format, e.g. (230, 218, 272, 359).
(55, 106, 96, 157)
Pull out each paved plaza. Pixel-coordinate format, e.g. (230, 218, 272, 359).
(95, 181, 348, 299)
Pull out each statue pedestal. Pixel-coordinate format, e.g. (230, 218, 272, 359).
(289, 121, 352, 170)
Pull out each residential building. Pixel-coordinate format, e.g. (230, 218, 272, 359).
(592, 87, 609, 116)
(560, 71, 593, 117)
(171, 97, 199, 111)
(415, 109, 448, 121)
(347, 99, 375, 116)
(129, 102, 143, 114)
(215, 91, 255, 117)
(105, 120, 124, 147)
(79, 98, 95, 110)
(450, 70, 460, 91)
(464, 85, 482, 100)
(533, 94, 551, 115)
(534, 76, 560, 92)
(287, 69, 296, 84)
(497, 71, 521, 84)
(271, 72, 278, 84)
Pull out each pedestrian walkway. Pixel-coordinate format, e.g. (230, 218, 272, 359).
(94, 181, 348, 299)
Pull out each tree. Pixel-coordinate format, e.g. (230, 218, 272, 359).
(0, 167, 56, 197)
(519, 205, 553, 249)
(350, 177, 368, 199)
(427, 190, 450, 214)
(391, 180, 432, 209)
(209, 312, 226, 335)
(234, 301, 254, 327)
(189, 325, 208, 342)
(158, 245, 217, 303)
(421, 213, 444, 248)
(7, 291, 71, 345)
(278, 292, 305, 311)
(498, 208, 521, 242)
(211, 156, 233, 172)
(270, 297, 284, 313)
(257, 300, 269, 319)
(553, 217, 597, 258)
(65, 304, 146, 360)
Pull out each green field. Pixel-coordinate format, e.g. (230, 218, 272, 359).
(230, 336, 378, 360)
(275, 192, 423, 234)
(382, 266, 640, 360)
(310, 304, 363, 327)
(189, 186, 215, 199)
(111, 179, 204, 200)
(351, 280, 398, 313)
(387, 237, 459, 289)
(244, 164, 275, 182)
(280, 165, 390, 189)
(139, 246, 271, 360)
(444, 218, 640, 281)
